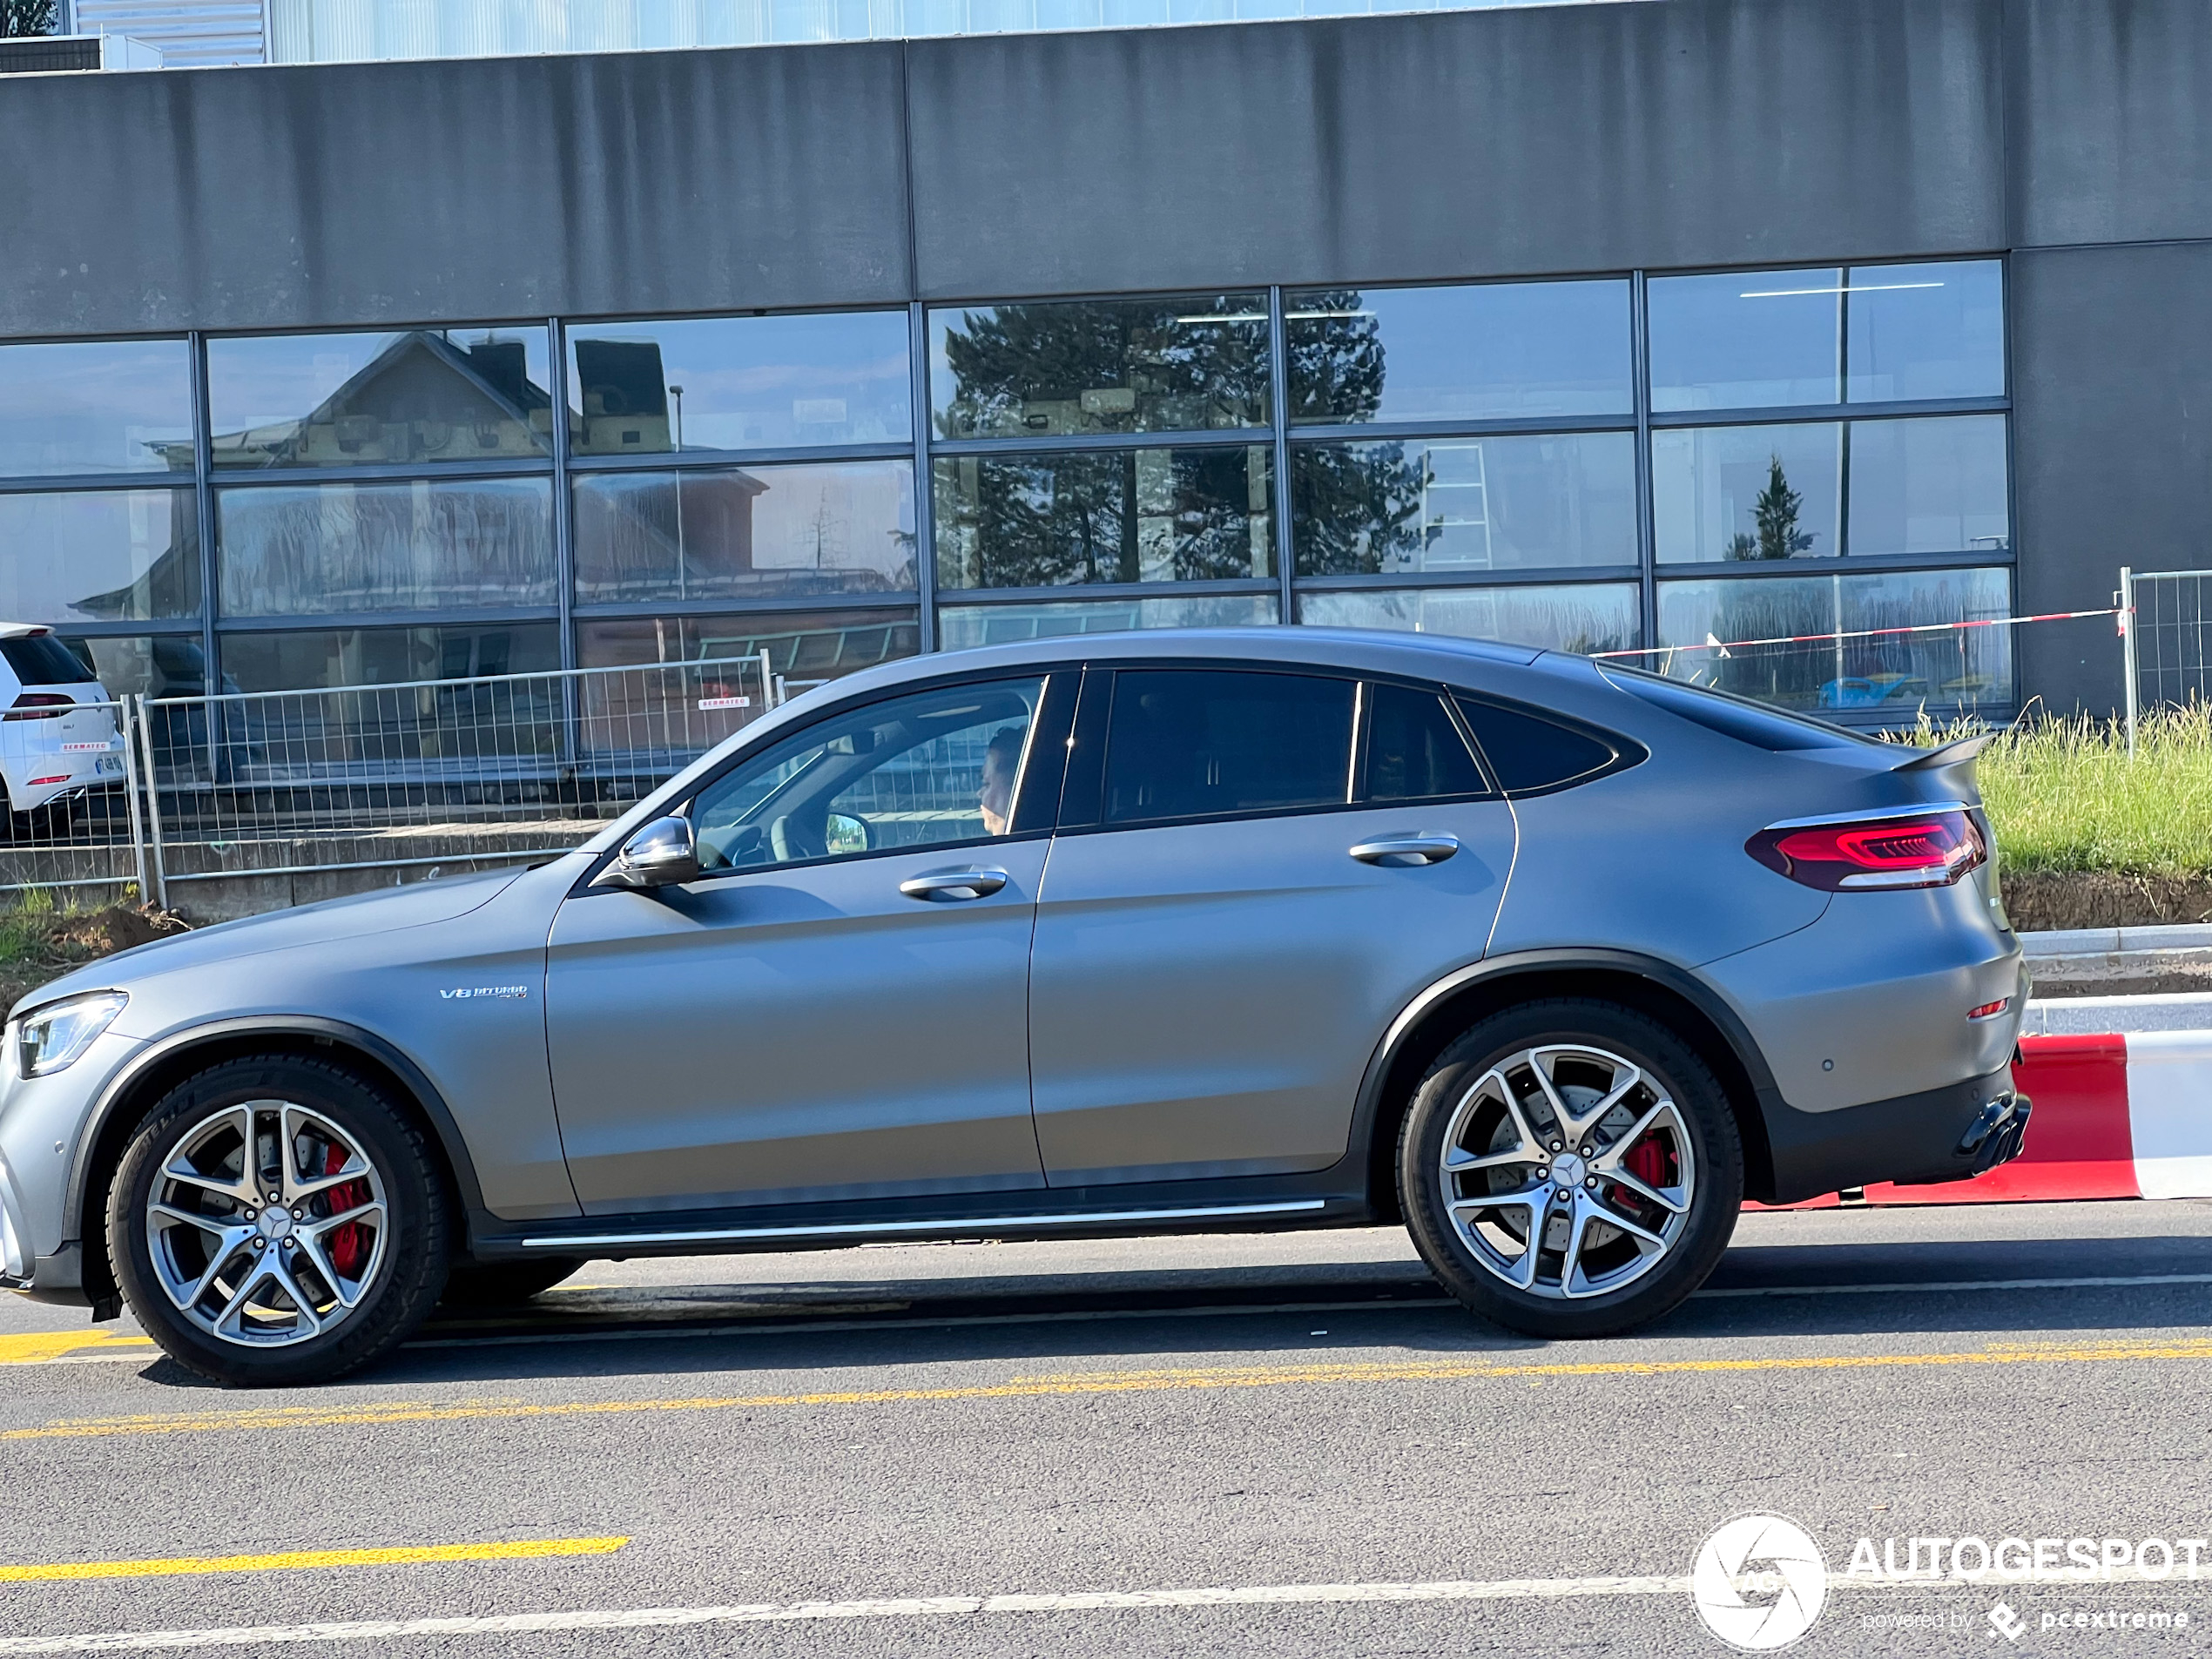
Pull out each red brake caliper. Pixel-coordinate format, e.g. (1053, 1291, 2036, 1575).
(320, 1142, 371, 1278)
(1622, 1132, 1675, 1194)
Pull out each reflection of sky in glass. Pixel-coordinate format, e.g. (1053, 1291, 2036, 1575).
(207, 328, 552, 438)
(1289, 280, 1632, 422)
(0, 341, 193, 475)
(938, 594, 1276, 647)
(0, 489, 198, 620)
(1298, 583, 1638, 655)
(566, 313, 911, 449)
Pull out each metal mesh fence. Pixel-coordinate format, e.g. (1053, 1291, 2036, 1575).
(2125, 570, 2212, 714)
(0, 698, 147, 900)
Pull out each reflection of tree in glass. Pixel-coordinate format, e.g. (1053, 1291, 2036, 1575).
(947, 451, 1267, 588)
(1285, 291, 1423, 576)
(936, 299, 1266, 438)
(1728, 455, 1817, 561)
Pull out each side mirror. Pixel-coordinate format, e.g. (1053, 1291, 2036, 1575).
(825, 812, 871, 856)
(592, 815, 700, 890)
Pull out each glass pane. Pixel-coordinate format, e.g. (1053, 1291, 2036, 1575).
(1287, 280, 1631, 423)
(218, 478, 556, 616)
(937, 592, 1277, 648)
(1365, 682, 1486, 802)
(56, 635, 205, 701)
(1297, 583, 1640, 656)
(566, 311, 911, 455)
(1845, 415, 2010, 556)
(1651, 422, 1842, 564)
(691, 677, 1045, 872)
(933, 446, 1273, 589)
(1647, 267, 1841, 412)
(0, 340, 194, 477)
(0, 489, 200, 621)
(206, 327, 554, 468)
(1456, 698, 1618, 793)
(1845, 260, 2006, 402)
(1655, 568, 2013, 716)
(1292, 433, 1634, 576)
(929, 294, 1269, 438)
(218, 623, 562, 691)
(573, 461, 916, 604)
(1103, 669, 1353, 824)
(577, 608, 920, 698)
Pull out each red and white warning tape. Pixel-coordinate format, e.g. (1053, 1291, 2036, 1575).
(1594, 608, 2121, 664)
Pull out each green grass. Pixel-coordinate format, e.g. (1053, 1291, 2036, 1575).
(1918, 705, 2212, 876)
(0, 887, 58, 965)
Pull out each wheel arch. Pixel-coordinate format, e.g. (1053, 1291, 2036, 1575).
(1354, 951, 1782, 1219)
(69, 1017, 485, 1314)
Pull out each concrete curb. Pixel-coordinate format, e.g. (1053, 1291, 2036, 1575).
(2021, 924, 2212, 988)
(2021, 993, 2212, 1035)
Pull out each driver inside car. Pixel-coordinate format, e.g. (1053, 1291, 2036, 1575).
(976, 725, 1024, 837)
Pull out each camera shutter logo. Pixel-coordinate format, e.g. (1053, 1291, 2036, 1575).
(1691, 1514, 1828, 1650)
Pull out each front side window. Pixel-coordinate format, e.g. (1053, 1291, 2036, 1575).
(690, 677, 1047, 873)
(1102, 669, 1354, 826)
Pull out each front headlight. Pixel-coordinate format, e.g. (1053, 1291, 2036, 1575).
(14, 992, 127, 1079)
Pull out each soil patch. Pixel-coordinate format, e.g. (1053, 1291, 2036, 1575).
(0, 905, 191, 1015)
(2002, 871, 2212, 933)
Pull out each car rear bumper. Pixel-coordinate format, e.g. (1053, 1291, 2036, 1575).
(1760, 1062, 2027, 1204)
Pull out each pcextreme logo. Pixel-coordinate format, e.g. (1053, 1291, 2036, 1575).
(440, 985, 529, 1001)
(1691, 1514, 1830, 1650)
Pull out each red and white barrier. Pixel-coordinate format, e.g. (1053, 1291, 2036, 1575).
(1782, 1033, 2212, 1207)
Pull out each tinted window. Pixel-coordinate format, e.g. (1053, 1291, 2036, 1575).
(1366, 684, 1487, 801)
(1287, 279, 1632, 424)
(566, 311, 911, 455)
(1292, 433, 1635, 576)
(206, 327, 553, 468)
(1455, 698, 1618, 793)
(1103, 670, 1353, 825)
(930, 295, 1269, 438)
(0, 634, 95, 686)
(690, 678, 1046, 872)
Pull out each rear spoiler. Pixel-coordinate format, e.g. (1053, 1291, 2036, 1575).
(1888, 734, 1995, 772)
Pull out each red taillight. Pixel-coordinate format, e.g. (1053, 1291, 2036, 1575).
(1749, 808, 1985, 891)
(3, 694, 71, 722)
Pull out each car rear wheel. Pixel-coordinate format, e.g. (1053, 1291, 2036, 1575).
(107, 1055, 450, 1386)
(439, 1256, 585, 1310)
(1399, 998, 1743, 1339)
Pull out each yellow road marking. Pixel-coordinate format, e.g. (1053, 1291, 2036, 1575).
(0, 1536, 628, 1583)
(9, 1339, 2212, 1443)
(0, 1332, 154, 1366)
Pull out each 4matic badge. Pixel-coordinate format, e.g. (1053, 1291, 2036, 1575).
(440, 985, 529, 1000)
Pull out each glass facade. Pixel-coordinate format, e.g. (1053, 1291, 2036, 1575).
(0, 254, 2007, 718)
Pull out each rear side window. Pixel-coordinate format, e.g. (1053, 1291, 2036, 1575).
(1456, 697, 1621, 795)
(1103, 669, 1354, 826)
(0, 635, 91, 686)
(1365, 682, 1488, 802)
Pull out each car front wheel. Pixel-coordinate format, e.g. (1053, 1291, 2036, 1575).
(1399, 998, 1743, 1340)
(107, 1055, 450, 1386)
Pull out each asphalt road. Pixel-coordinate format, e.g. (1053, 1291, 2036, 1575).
(4, 1200, 2212, 1657)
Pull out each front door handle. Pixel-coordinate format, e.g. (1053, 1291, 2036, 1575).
(899, 867, 1009, 900)
(1349, 834, 1460, 867)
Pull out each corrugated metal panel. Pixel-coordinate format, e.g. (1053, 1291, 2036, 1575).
(73, 0, 265, 66)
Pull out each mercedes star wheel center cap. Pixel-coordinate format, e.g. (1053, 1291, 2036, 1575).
(1552, 1152, 1588, 1190)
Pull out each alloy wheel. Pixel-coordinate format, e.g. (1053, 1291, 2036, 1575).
(1438, 1043, 1696, 1300)
(145, 1099, 389, 1347)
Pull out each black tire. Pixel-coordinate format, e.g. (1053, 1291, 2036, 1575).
(1399, 998, 1743, 1340)
(439, 1256, 584, 1310)
(106, 1055, 451, 1386)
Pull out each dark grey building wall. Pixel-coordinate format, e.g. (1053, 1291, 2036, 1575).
(907, 0, 2004, 299)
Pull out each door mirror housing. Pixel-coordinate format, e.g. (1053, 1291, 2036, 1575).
(593, 815, 701, 890)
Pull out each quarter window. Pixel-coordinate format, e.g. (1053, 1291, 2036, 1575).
(690, 677, 1047, 873)
(1102, 669, 1354, 826)
(1455, 698, 1620, 794)
(1364, 683, 1487, 802)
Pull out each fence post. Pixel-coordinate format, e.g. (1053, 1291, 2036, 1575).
(133, 696, 169, 912)
(118, 696, 148, 907)
(2119, 565, 2139, 759)
(759, 648, 776, 708)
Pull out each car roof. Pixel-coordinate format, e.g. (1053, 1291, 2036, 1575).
(0, 623, 54, 640)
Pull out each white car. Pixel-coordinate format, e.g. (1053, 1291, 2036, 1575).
(0, 625, 125, 830)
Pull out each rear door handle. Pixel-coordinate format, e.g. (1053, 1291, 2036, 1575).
(899, 867, 1009, 900)
(1349, 834, 1460, 867)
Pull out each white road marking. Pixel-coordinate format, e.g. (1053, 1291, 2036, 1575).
(2, 1567, 2195, 1653)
